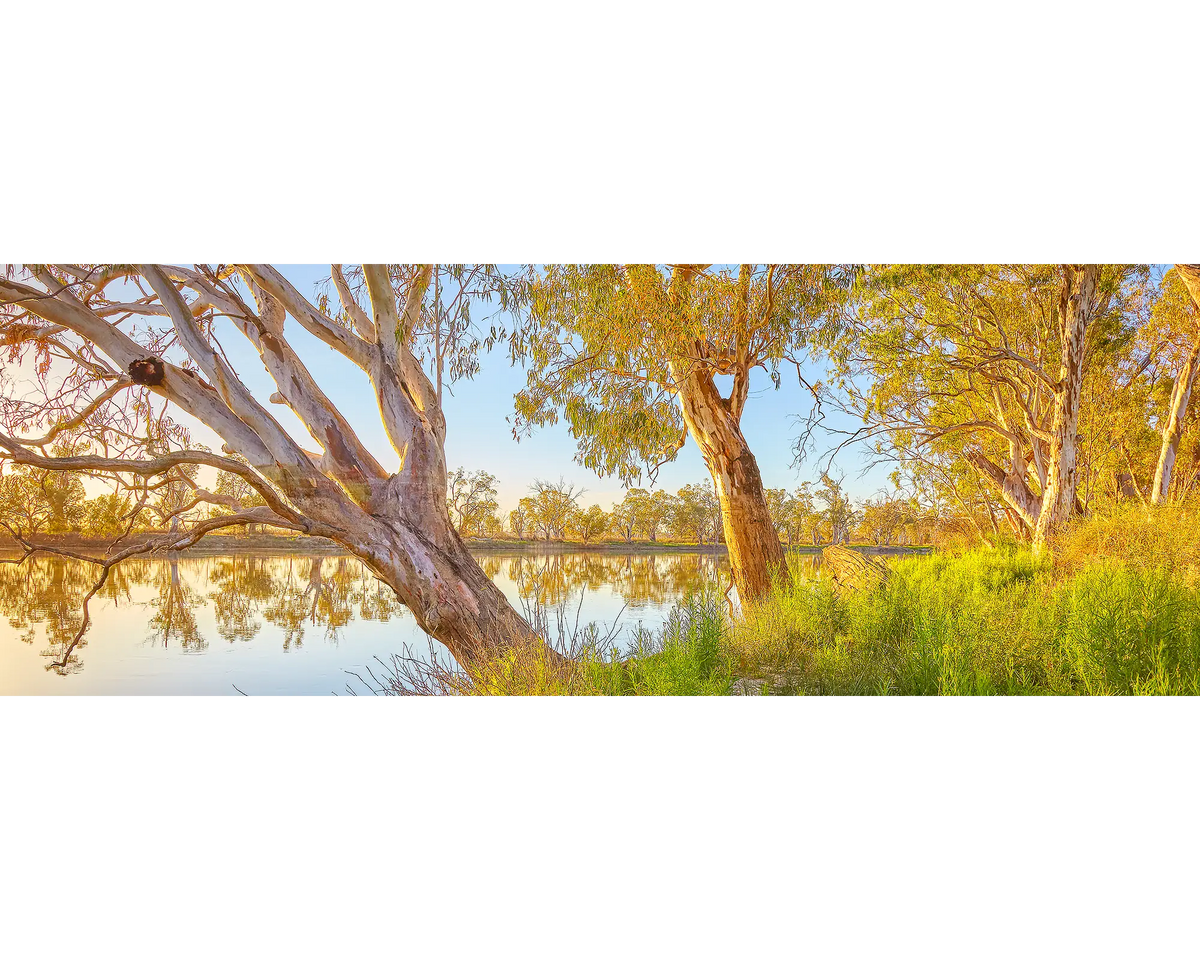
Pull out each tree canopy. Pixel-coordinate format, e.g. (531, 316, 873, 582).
(509, 264, 855, 600)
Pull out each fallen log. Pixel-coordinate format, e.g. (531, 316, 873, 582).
(822, 545, 890, 592)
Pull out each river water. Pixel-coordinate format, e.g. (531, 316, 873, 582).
(0, 549, 779, 695)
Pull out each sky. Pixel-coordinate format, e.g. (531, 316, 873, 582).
(8, 264, 895, 513)
(287, 263, 1170, 514)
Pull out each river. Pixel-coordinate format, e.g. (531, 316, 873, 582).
(0, 549, 804, 695)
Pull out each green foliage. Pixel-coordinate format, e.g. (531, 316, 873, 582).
(82, 492, 131, 538)
(813, 473, 856, 544)
(840, 264, 1157, 537)
(447, 467, 500, 537)
(567, 504, 610, 544)
(729, 519, 1200, 695)
(509, 264, 852, 484)
(611, 487, 676, 542)
(586, 595, 733, 696)
(1054, 564, 1200, 695)
(508, 501, 530, 539)
(0, 464, 86, 536)
(669, 482, 718, 544)
(524, 478, 584, 540)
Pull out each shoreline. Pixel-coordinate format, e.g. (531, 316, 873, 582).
(0, 533, 934, 559)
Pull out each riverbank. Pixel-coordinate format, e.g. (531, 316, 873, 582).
(0, 532, 348, 558)
(0, 533, 934, 558)
(465, 539, 931, 555)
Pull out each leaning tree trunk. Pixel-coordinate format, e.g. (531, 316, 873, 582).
(1033, 264, 1101, 551)
(290, 285, 538, 665)
(0, 266, 548, 675)
(367, 520, 542, 664)
(672, 365, 786, 603)
(1152, 341, 1200, 504)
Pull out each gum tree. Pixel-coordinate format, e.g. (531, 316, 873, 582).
(446, 468, 500, 536)
(525, 479, 584, 541)
(0, 263, 542, 666)
(838, 264, 1141, 550)
(1148, 265, 1200, 503)
(671, 483, 719, 545)
(568, 504, 610, 544)
(623, 488, 674, 543)
(511, 264, 851, 601)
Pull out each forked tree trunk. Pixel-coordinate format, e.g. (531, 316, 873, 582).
(672, 364, 786, 603)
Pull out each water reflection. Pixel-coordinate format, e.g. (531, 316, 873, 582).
(478, 551, 730, 609)
(0, 556, 141, 674)
(146, 560, 203, 651)
(0, 549, 746, 684)
(200, 555, 410, 649)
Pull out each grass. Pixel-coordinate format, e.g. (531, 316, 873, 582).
(1052, 503, 1200, 581)
(362, 592, 734, 696)
(590, 596, 732, 696)
(730, 506, 1200, 695)
(366, 506, 1200, 696)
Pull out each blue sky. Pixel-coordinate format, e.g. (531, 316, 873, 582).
(41, 262, 1167, 513)
(201, 265, 891, 513)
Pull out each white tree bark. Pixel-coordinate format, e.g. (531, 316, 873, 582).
(0, 266, 544, 669)
(1032, 264, 1101, 549)
(1152, 264, 1200, 504)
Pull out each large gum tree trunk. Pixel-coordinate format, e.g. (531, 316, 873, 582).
(251, 263, 545, 668)
(1033, 264, 1100, 551)
(1151, 342, 1200, 504)
(1155, 265, 1200, 505)
(673, 366, 786, 603)
(364, 519, 541, 665)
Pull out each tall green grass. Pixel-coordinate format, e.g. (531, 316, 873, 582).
(730, 541, 1200, 695)
(587, 595, 733, 696)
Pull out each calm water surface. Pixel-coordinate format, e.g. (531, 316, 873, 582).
(0, 549, 764, 695)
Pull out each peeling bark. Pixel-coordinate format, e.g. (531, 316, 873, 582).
(1032, 265, 1101, 550)
(965, 449, 1042, 532)
(671, 360, 785, 603)
(0, 267, 546, 672)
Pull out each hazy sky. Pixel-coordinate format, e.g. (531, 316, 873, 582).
(8, 264, 893, 512)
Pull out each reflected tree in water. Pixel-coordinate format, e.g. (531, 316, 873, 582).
(1, 549, 743, 675)
(257, 556, 409, 648)
(145, 559, 204, 651)
(207, 557, 277, 642)
(496, 550, 730, 611)
(0, 556, 137, 673)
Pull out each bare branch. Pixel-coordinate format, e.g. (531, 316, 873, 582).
(332, 264, 375, 341)
(238, 264, 371, 368)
